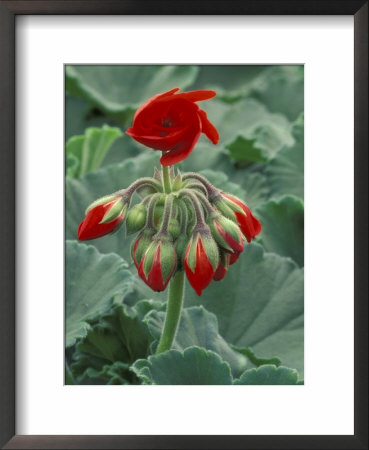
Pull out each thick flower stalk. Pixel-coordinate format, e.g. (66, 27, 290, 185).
(77, 87, 262, 355)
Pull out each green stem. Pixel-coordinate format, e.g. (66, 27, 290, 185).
(155, 271, 185, 355)
(162, 165, 172, 194)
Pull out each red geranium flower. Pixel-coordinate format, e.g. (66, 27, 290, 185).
(126, 88, 219, 166)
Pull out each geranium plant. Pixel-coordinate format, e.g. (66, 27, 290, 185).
(77, 88, 261, 355)
(66, 64, 304, 385)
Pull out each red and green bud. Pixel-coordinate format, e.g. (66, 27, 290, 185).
(126, 203, 147, 235)
(184, 228, 219, 296)
(229, 250, 242, 265)
(78, 194, 127, 241)
(214, 193, 261, 242)
(138, 237, 177, 292)
(213, 252, 230, 281)
(208, 212, 244, 255)
(131, 228, 156, 269)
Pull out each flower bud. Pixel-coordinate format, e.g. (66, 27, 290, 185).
(213, 252, 230, 281)
(138, 236, 177, 292)
(131, 229, 156, 269)
(208, 212, 244, 255)
(229, 250, 242, 265)
(168, 218, 180, 240)
(126, 204, 147, 236)
(78, 195, 127, 241)
(175, 234, 190, 270)
(153, 204, 164, 227)
(214, 193, 261, 242)
(184, 228, 219, 296)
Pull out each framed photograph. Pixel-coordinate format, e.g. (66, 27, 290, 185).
(1, 1, 367, 449)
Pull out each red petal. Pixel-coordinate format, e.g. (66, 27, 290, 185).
(184, 238, 215, 296)
(160, 129, 201, 166)
(78, 201, 123, 240)
(160, 113, 202, 166)
(133, 88, 180, 121)
(221, 193, 261, 242)
(126, 125, 190, 151)
(146, 245, 166, 291)
(229, 251, 241, 265)
(78, 214, 123, 240)
(215, 221, 244, 254)
(198, 109, 219, 144)
(235, 209, 262, 242)
(173, 89, 217, 102)
(213, 262, 228, 281)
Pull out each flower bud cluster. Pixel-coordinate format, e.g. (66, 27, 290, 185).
(78, 169, 261, 296)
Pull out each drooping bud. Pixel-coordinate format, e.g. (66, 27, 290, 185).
(184, 228, 219, 296)
(213, 252, 230, 281)
(175, 234, 190, 270)
(78, 194, 128, 240)
(138, 236, 177, 292)
(131, 228, 156, 269)
(126, 203, 147, 235)
(168, 218, 180, 240)
(229, 250, 242, 265)
(214, 193, 261, 242)
(208, 212, 244, 255)
(153, 202, 164, 227)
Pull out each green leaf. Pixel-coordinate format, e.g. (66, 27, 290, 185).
(81, 361, 132, 385)
(145, 306, 247, 377)
(65, 362, 76, 385)
(133, 299, 166, 320)
(238, 171, 270, 210)
(250, 66, 304, 122)
(66, 65, 199, 125)
(66, 125, 123, 178)
(194, 66, 303, 122)
(65, 241, 133, 347)
(66, 152, 80, 178)
(234, 364, 301, 385)
(65, 95, 114, 140)
(231, 346, 281, 368)
(71, 303, 155, 384)
(190, 65, 266, 101)
(184, 243, 304, 377)
(265, 118, 304, 200)
(65, 152, 161, 260)
(200, 98, 294, 163)
(256, 195, 304, 266)
(131, 347, 233, 385)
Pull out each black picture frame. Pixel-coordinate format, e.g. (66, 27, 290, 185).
(1, 1, 367, 449)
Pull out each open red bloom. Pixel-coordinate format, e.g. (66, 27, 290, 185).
(221, 194, 262, 243)
(126, 88, 219, 166)
(78, 196, 126, 241)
